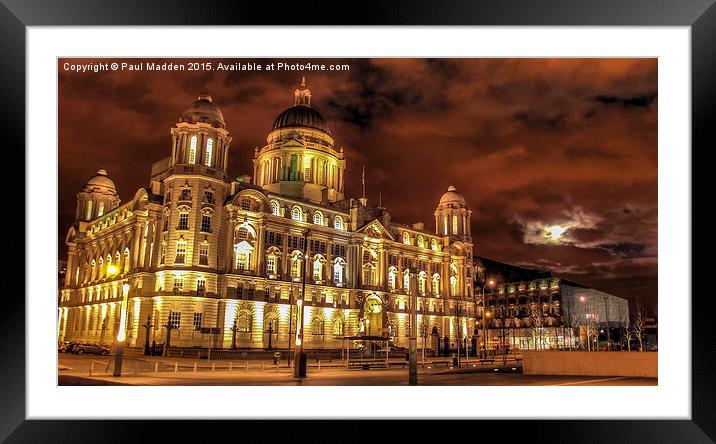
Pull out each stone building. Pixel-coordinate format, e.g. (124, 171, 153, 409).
(58, 80, 478, 353)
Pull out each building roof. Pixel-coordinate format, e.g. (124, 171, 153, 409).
(438, 185, 466, 206)
(272, 105, 330, 134)
(180, 93, 226, 128)
(84, 169, 117, 192)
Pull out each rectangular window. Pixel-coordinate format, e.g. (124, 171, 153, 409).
(169, 311, 181, 329)
(180, 189, 192, 201)
(267, 256, 275, 274)
(193, 312, 202, 330)
(199, 244, 209, 265)
(197, 278, 206, 294)
(175, 242, 186, 264)
(203, 191, 214, 204)
(163, 215, 169, 231)
(200, 215, 212, 233)
(173, 275, 183, 291)
(240, 199, 251, 210)
(178, 213, 189, 230)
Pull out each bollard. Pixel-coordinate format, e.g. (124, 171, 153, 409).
(154, 362, 159, 373)
(229, 361, 233, 372)
(89, 361, 94, 376)
(174, 362, 178, 373)
(212, 363, 215, 373)
(193, 362, 197, 374)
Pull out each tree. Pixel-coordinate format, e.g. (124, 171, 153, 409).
(586, 314, 600, 352)
(528, 305, 544, 350)
(620, 316, 633, 351)
(568, 313, 579, 350)
(418, 301, 430, 364)
(632, 302, 646, 352)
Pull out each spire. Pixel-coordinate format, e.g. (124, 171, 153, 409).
(294, 77, 311, 107)
(362, 165, 366, 199)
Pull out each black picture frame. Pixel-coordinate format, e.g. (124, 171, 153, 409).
(4, 0, 713, 440)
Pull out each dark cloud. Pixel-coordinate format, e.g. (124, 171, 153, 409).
(58, 57, 658, 310)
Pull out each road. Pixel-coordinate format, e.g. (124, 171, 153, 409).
(58, 353, 657, 386)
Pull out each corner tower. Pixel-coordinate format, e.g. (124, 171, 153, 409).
(75, 169, 120, 221)
(253, 78, 346, 204)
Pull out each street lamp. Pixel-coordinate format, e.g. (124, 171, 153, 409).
(480, 279, 495, 358)
(113, 282, 130, 377)
(293, 229, 310, 378)
(408, 267, 418, 385)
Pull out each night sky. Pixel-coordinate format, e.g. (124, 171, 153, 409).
(58, 58, 658, 311)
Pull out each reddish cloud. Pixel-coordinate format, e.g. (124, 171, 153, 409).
(58, 58, 658, 310)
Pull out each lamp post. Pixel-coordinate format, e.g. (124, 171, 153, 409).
(113, 283, 130, 377)
(293, 229, 310, 378)
(480, 279, 495, 358)
(142, 315, 153, 355)
(231, 318, 239, 350)
(408, 267, 418, 385)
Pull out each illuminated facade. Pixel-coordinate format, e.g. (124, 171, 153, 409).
(58, 81, 477, 352)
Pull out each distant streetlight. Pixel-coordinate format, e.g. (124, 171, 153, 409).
(408, 267, 418, 385)
(479, 279, 495, 358)
(293, 230, 310, 378)
(113, 283, 130, 377)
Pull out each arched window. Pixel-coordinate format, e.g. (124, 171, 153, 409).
(450, 275, 458, 296)
(452, 215, 459, 234)
(403, 269, 410, 293)
(333, 318, 344, 336)
(86, 200, 93, 220)
(388, 267, 398, 291)
(403, 232, 411, 245)
(175, 239, 187, 264)
(313, 256, 324, 282)
(291, 207, 302, 222)
(418, 272, 427, 295)
(432, 274, 440, 295)
(312, 317, 324, 335)
(431, 239, 439, 251)
(334, 216, 343, 230)
(333, 258, 345, 285)
(270, 201, 280, 216)
(313, 211, 323, 225)
(97, 201, 105, 217)
(417, 235, 425, 248)
(237, 311, 251, 332)
(291, 252, 303, 279)
(205, 138, 214, 166)
(189, 135, 197, 163)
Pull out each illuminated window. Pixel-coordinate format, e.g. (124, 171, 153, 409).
(418, 272, 427, 295)
(266, 255, 276, 274)
(85, 200, 93, 220)
(403, 232, 411, 245)
(450, 275, 458, 296)
(403, 270, 410, 293)
(291, 253, 303, 279)
(417, 235, 425, 248)
(236, 252, 250, 270)
(168, 312, 181, 329)
(159, 241, 166, 265)
(199, 243, 209, 265)
(388, 267, 397, 291)
(313, 257, 323, 281)
(333, 258, 345, 284)
(189, 135, 197, 163)
(123, 249, 130, 272)
(173, 275, 184, 291)
(313, 211, 323, 225)
(193, 312, 202, 330)
(291, 207, 302, 221)
(432, 274, 440, 295)
(333, 319, 344, 336)
(452, 215, 458, 234)
(237, 312, 251, 332)
(205, 138, 214, 166)
(334, 216, 343, 230)
(97, 201, 105, 217)
(270, 201, 280, 216)
(200, 214, 212, 232)
(175, 240, 186, 264)
(312, 318, 324, 335)
(178, 213, 189, 230)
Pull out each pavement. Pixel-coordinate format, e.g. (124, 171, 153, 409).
(58, 353, 657, 386)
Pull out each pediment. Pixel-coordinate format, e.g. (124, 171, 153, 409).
(357, 219, 394, 241)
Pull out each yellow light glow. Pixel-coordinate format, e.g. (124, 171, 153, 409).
(107, 264, 118, 276)
(546, 225, 566, 240)
(117, 284, 130, 342)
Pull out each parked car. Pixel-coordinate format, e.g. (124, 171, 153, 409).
(59, 341, 78, 353)
(72, 343, 110, 355)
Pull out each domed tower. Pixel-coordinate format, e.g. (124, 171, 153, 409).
(253, 78, 346, 204)
(169, 93, 232, 176)
(75, 169, 120, 221)
(435, 185, 472, 239)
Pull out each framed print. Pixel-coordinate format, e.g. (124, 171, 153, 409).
(5, 0, 714, 441)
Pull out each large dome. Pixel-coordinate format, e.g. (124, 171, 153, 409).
(272, 105, 330, 134)
(180, 93, 225, 128)
(84, 169, 117, 192)
(439, 185, 466, 206)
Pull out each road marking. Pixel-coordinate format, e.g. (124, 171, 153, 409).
(551, 376, 630, 386)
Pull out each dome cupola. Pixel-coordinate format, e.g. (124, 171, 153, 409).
(271, 77, 330, 135)
(180, 93, 226, 128)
